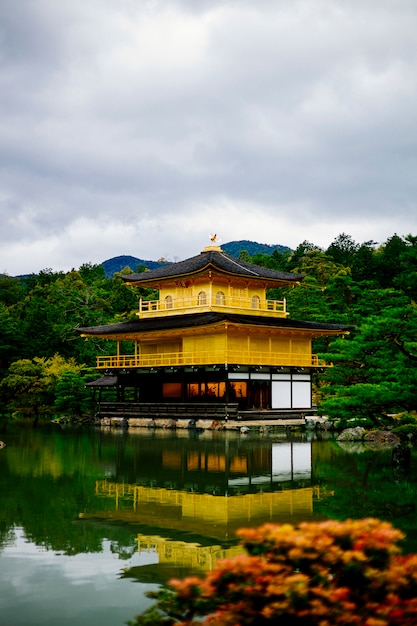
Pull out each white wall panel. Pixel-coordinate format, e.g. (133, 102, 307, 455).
(272, 381, 291, 408)
(293, 382, 311, 408)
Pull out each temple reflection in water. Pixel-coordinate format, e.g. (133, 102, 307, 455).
(81, 432, 324, 579)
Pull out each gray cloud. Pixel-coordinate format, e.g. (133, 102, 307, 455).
(1, 0, 416, 274)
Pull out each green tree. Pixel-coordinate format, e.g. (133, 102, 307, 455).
(350, 240, 378, 282)
(286, 240, 320, 272)
(250, 249, 292, 272)
(318, 299, 417, 423)
(0, 274, 25, 306)
(375, 234, 409, 288)
(392, 235, 417, 299)
(54, 370, 91, 417)
(238, 250, 251, 263)
(0, 358, 53, 424)
(0, 302, 23, 372)
(11, 269, 112, 363)
(0, 355, 90, 423)
(325, 232, 359, 267)
(78, 262, 106, 284)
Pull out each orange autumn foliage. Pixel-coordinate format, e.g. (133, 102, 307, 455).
(129, 519, 417, 626)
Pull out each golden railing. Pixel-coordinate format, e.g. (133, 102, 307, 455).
(138, 295, 287, 318)
(96, 350, 327, 369)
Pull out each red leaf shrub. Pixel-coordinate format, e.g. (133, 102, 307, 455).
(128, 519, 417, 626)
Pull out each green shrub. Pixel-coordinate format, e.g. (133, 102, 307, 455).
(391, 424, 417, 442)
(398, 414, 417, 425)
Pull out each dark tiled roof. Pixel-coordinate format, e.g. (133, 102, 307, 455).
(77, 312, 353, 337)
(121, 248, 304, 286)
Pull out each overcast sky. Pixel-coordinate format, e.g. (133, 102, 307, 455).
(1, 0, 416, 275)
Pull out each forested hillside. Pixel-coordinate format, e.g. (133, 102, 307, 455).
(101, 255, 165, 277)
(220, 240, 292, 257)
(1, 233, 416, 427)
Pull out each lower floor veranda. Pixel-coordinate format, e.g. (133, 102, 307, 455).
(90, 364, 320, 412)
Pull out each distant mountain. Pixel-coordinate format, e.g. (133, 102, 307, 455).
(101, 255, 165, 278)
(101, 241, 292, 277)
(221, 240, 292, 257)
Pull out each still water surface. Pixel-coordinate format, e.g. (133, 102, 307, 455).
(1, 425, 416, 625)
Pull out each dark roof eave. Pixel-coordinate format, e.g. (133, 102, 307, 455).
(77, 312, 353, 338)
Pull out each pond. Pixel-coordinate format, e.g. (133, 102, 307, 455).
(1, 425, 417, 625)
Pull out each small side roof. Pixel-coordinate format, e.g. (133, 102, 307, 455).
(121, 245, 304, 287)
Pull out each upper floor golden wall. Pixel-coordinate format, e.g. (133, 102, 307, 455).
(139, 277, 287, 318)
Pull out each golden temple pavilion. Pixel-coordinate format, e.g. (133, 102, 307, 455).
(78, 242, 351, 418)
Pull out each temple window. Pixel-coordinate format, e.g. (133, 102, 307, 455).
(187, 382, 226, 398)
(163, 382, 182, 398)
(216, 291, 226, 305)
(229, 382, 247, 398)
(198, 291, 207, 305)
(252, 295, 261, 309)
(165, 295, 173, 308)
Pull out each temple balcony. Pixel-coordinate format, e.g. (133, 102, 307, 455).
(138, 295, 288, 318)
(96, 350, 329, 370)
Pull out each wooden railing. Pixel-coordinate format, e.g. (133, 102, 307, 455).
(138, 295, 287, 318)
(96, 401, 239, 419)
(96, 350, 327, 369)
